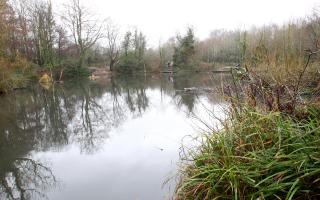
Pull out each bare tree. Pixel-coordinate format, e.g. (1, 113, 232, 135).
(12, 0, 31, 59)
(63, 0, 104, 70)
(30, 0, 55, 68)
(308, 7, 320, 49)
(55, 25, 69, 65)
(105, 20, 120, 71)
(0, 0, 9, 57)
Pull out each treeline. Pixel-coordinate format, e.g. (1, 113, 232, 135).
(0, 0, 104, 92)
(197, 13, 320, 69)
(158, 9, 320, 72)
(0, 0, 154, 93)
(1, 0, 320, 93)
(0, 0, 115, 75)
(154, 13, 320, 74)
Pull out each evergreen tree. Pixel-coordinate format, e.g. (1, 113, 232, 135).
(173, 27, 196, 68)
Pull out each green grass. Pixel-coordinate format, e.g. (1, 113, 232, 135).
(175, 107, 320, 200)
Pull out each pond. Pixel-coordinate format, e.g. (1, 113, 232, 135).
(0, 73, 229, 200)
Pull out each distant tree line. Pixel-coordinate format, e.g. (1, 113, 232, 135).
(158, 9, 320, 71)
(0, 0, 320, 93)
(195, 17, 320, 69)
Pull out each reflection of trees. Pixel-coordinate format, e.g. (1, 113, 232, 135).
(40, 85, 70, 149)
(110, 77, 125, 125)
(172, 74, 199, 112)
(0, 76, 151, 155)
(73, 83, 107, 154)
(113, 75, 149, 116)
(125, 88, 148, 115)
(59, 77, 150, 152)
(169, 72, 232, 113)
(174, 92, 198, 112)
(0, 101, 56, 200)
(0, 158, 56, 200)
(0, 72, 228, 199)
(0, 73, 226, 154)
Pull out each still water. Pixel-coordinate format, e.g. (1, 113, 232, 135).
(0, 73, 229, 200)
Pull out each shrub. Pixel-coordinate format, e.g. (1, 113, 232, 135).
(0, 57, 32, 93)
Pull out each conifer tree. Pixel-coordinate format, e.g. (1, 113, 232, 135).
(173, 27, 196, 68)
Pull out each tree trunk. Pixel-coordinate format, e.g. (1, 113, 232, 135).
(109, 59, 115, 71)
(79, 50, 85, 69)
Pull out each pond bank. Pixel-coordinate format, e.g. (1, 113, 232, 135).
(175, 106, 320, 199)
(174, 63, 320, 199)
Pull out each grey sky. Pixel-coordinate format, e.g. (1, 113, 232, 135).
(53, 0, 319, 47)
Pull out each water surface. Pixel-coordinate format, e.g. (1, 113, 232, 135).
(0, 73, 229, 200)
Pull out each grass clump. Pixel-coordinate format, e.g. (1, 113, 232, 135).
(0, 57, 33, 94)
(175, 107, 320, 200)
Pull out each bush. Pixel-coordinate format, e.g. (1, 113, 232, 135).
(175, 108, 320, 200)
(117, 53, 140, 73)
(0, 57, 32, 93)
(64, 65, 90, 77)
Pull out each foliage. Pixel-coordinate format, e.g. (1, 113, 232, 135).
(117, 29, 147, 73)
(0, 1, 34, 93)
(64, 64, 90, 77)
(173, 27, 196, 68)
(0, 56, 32, 93)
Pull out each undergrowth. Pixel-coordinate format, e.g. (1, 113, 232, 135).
(0, 57, 33, 94)
(175, 108, 320, 200)
(175, 51, 320, 200)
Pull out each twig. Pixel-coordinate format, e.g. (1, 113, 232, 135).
(293, 49, 320, 106)
(230, 64, 242, 114)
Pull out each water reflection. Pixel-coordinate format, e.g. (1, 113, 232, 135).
(0, 73, 230, 200)
(0, 110, 56, 200)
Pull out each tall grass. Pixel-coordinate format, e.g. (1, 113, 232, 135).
(175, 107, 320, 200)
(175, 50, 320, 199)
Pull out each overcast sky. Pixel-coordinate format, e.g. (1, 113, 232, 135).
(53, 0, 319, 47)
